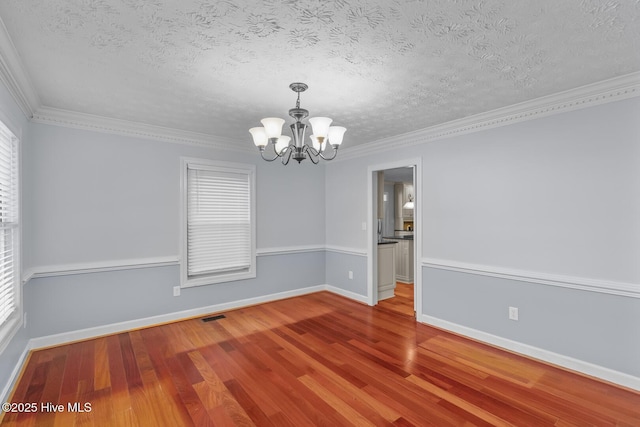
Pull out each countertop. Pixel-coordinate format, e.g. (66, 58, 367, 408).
(383, 235, 414, 241)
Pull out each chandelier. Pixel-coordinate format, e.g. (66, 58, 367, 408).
(249, 82, 346, 164)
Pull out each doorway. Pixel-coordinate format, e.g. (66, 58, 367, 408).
(367, 159, 422, 319)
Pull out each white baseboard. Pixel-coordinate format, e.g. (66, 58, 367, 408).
(325, 285, 370, 305)
(0, 345, 30, 404)
(29, 285, 326, 350)
(419, 314, 640, 392)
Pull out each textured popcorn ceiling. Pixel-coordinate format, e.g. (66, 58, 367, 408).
(0, 0, 638, 148)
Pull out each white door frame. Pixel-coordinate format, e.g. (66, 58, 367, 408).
(367, 157, 422, 318)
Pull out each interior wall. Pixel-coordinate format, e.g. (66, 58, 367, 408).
(325, 96, 640, 379)
(19, 122, 328, 339)
(24, 123, 327, 269)
(420, 102, 639, 283)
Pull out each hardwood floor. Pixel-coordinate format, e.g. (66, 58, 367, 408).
(2, 291, 639, 426)
(377, 282, 415, 317)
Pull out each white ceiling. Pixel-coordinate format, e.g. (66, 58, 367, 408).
(0, 0, 638, 149)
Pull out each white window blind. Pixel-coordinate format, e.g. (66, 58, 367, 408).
(0, 122, 18, 329)
(182, 160, 256, 287)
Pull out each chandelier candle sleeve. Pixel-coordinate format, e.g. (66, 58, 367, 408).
(249, 82, 346, 165)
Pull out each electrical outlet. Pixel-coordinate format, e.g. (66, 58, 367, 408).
(508, 306, 519, 321)
(173, 286, 181, 297)
(361, 222, 367, 230)
(348, 271, 353, 280)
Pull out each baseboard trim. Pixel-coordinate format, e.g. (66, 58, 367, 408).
(423, 258, 640, 298)
(0, 345, 30, 404)
(419, 314, 640, 392)
(325, 285, 370, 305)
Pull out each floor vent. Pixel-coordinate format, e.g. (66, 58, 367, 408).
(201, 314, 226, 322)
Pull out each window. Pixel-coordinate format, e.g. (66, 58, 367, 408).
(181, 158, 256, 287)
(0, 120, 19, 352)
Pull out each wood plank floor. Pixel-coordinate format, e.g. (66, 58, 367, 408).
(2, 291, 639, 426)
(377, 282, 415, 317)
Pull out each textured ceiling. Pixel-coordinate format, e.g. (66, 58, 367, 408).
(0, 0, 638, 148)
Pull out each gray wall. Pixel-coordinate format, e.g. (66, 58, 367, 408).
(20, 121, 328, 334)
(325, 96, 640, 378)
(326, 250, 367, 297)
(24, 123, 327, 268)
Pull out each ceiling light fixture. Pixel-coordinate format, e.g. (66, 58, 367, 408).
(249, 83, 346, 165)
(403, 194, 414, 210)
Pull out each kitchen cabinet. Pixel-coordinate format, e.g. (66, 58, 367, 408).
(394, 239, 414, 284)
(377, 243, 396, 300)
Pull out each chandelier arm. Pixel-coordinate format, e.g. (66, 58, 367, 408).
(302, 145, 320, 164)
(281, 147, 293, 165)
(304, 144, 319, 156)
(275, 145, 290, 157)
(318, 145, 339, 161)
(259, 149, 281, 162)
(308, 152, 319, 164)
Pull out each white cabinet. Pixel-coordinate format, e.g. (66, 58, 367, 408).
(393, 239, 414, 284)
(377, 243, 396, 300)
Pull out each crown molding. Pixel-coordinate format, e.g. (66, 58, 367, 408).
(0, 17, 40, 118)
(31, 106, 253, 152)
(339, 72, 640, 161)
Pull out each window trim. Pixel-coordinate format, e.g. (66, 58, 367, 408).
(180, 158, 256, 288)
(0, 120, 20, 354)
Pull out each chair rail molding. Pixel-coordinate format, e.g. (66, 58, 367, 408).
(422, 257, 640, 298)
(22, 256, 180, 283)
